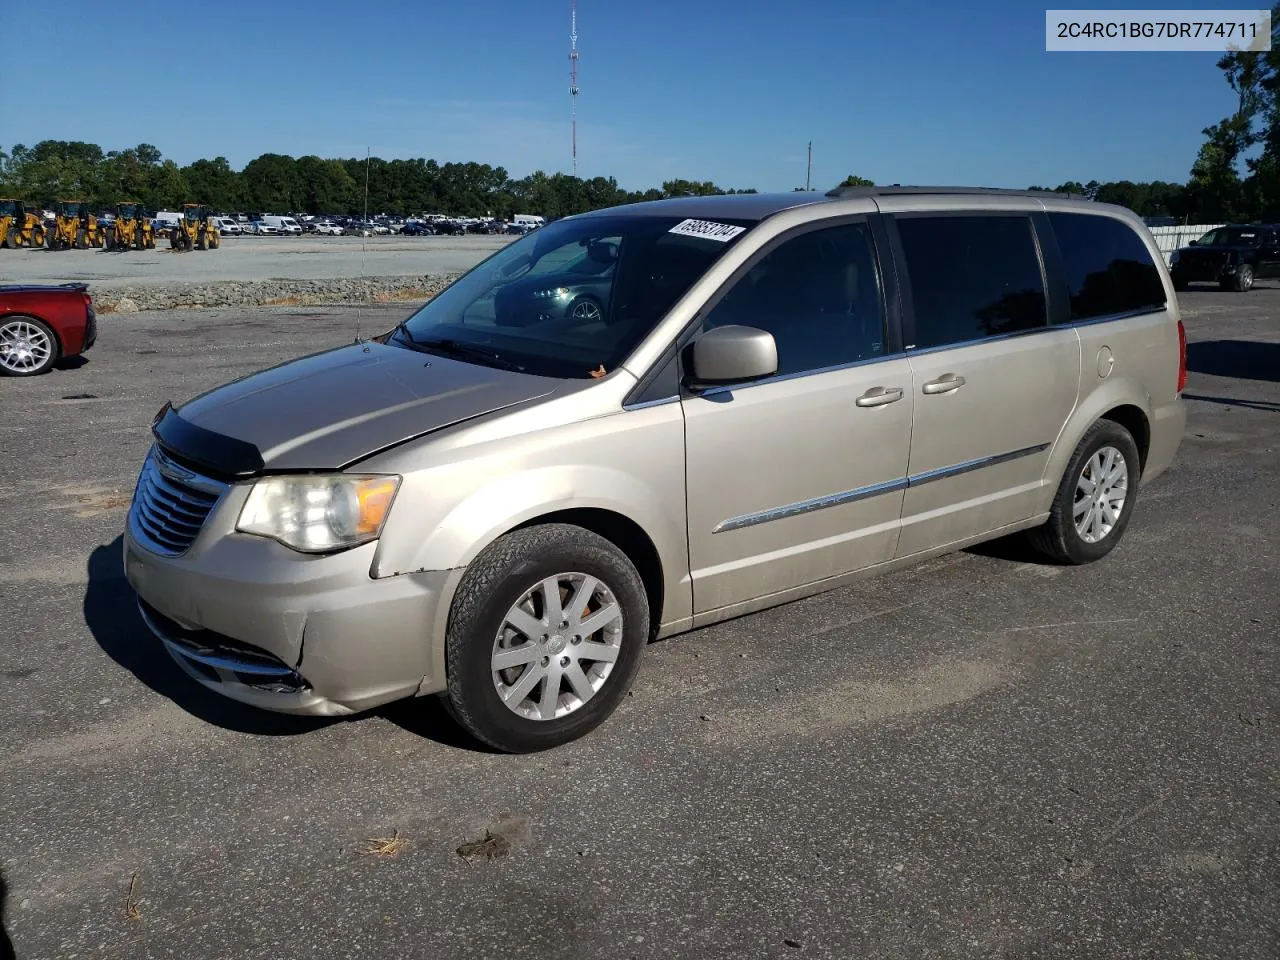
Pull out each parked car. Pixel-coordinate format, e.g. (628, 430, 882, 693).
(312, 221, 344, 236)
(0, 282, 97, 376)
(1169, 223, 1280, 291)
(216, 218, 243, 236)
(249, 222, 279, 236)
(400, 221, 436, 236)
(123, 187, 1186, 753)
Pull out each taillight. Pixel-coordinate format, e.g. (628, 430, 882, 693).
(1176, 318, 1187, 393)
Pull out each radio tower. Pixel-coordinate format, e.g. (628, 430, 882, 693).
(569, 0, 579, 176)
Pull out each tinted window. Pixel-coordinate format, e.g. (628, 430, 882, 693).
(702, 222, 886, 376)
(1050, 213, 1166, 321)
(897, 215, 1047, 350)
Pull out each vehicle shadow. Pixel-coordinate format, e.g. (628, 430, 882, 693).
(963, 531, 1056, 565)
(84, 536, 333, 737)
(1186, 340, 1280, 383)
(0, 865, 14, 960)
(378, 697, 497, 753)
(1183, 392, 1280, 412)
(53, 356, 89, 372)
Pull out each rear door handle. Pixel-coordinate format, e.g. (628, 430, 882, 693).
(855, 386, 905, 407)
(922, 374, 966, 395)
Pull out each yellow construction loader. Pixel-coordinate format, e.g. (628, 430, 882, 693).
(0, 199, 47, 249)
(46, 200, 104, 250)
(104, 202, 156, 251)
(170, 203, 220, 251)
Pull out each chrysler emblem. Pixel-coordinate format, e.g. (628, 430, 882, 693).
(154, 450, 194, 483)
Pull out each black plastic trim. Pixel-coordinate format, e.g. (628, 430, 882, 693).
(152, 405, 265, 480)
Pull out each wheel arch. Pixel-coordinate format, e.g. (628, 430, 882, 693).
(1098, 403, 1151, 474)
(1040, 379, 1154, 512)
(508, 507, 666, 635)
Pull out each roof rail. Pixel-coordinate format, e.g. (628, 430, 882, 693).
(825, 184, 1082, 200)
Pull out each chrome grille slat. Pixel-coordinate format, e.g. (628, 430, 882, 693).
(127, 447, 229, 556)
(146, 480, 216, 518)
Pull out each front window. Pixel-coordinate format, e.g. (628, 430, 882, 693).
(185, 208, 203, 221)
(393, 213, 756, 378)
(59, 202, 81, 217)
(119, 204, 138, 220)
(1198, 227, 1262, 246)
(0, 200, 16, 217)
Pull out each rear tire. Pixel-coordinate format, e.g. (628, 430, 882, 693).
(0, 315, 59, 377)
(1026, 420, 1141, 565)
(1230, 264, 1254, 292)
(444, 523, 649, 753)
(1, 227, 14, 249)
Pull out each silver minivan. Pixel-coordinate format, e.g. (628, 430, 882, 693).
(124, 186, 1187, 752)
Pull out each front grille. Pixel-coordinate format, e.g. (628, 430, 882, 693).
(128, 447, 227, 556)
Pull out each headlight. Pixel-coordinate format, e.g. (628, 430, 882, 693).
(236, 474, 400, 553)
(532, 286, 571, 300)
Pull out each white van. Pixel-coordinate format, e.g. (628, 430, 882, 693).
(512, 214, 545, 228)
(263, 215, 303, 236)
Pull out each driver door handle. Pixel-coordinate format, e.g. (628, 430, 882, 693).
(855, 386, 905, 407)
(922, 373, 966, 395)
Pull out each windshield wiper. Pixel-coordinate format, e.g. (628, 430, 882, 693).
(391, 320, 419, 345)
(413, 337, 525, 372)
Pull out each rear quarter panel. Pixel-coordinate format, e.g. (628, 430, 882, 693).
(0, 289, 90, 356)
(1036, 205, 1186, 501)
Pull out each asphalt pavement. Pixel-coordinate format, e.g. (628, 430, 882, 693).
(1, 288, 1277, 959)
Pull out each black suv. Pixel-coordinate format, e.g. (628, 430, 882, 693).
(1170, 224, 1280, 292)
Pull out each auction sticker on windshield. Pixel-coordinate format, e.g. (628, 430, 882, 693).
(668, 219, 747, 242)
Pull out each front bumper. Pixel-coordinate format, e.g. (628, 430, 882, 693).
(123, 525, 451, 716)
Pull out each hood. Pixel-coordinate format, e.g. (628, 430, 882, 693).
(158, 341, 557, 474)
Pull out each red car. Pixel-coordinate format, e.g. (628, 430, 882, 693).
(0, 283, 97, 377)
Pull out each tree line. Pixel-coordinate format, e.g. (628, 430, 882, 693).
(0, 142, 758, 220)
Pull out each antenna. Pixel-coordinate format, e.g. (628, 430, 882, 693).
(569, 0, 579, 176)
(354, 147, 371, 343)
(806, 141, 812, 191)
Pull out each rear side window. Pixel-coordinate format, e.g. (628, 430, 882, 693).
(1049, 212, 1166, 321)
(896, 215, 1047, 350)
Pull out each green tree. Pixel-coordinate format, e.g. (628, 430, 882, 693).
(838, 174, 874, 187)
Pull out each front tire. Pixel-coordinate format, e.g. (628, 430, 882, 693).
(444, 523, 649, 753)
(1027, 420, 1141, 565)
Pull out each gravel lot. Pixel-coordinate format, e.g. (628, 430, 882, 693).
(0, 234, 512, 289)
(1, 289, 1277, 959)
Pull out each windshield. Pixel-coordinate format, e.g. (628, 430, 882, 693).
(394, 213, 755, 378)
(185, 207, 202, 221)
(0, 200, 15, 217)
(1198, 227, 1264, 246)
(59, 202, 82, 217)
(119, 204, 138, 219)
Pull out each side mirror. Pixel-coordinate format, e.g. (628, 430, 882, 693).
(1188, 239, 1199, 246)
(684, 325, 778, 391)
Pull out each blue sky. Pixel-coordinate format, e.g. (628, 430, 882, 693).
(0, 0, 1248, 191)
